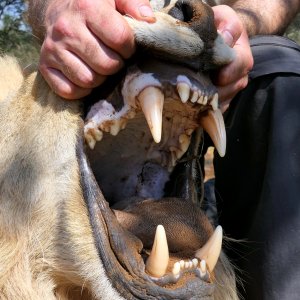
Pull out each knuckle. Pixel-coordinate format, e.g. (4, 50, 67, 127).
(41, 38, 56, 54)
(76, 0, 93, 12)
(237, 76, 248, 91)
(98, 57, 123, 75)
(111, 24, 132, 49)
(52, 17, 75, 39)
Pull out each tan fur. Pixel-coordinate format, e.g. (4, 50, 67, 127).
(0, 56, 124, 300)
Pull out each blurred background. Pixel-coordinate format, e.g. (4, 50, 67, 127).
(1, 0, 300, 67)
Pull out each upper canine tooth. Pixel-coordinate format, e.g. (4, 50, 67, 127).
(199, 108, 226, 157)
(195, 226, 223, 272)
(138, 87, 164, 143)
(145, 225, 169, 278)
(177, 82, 190, 103)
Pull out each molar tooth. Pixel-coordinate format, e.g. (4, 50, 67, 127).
(186, 129, 194, 136)
(177, 82, 190, 103)
(179, 134, 190, 153)
(199, 109, 226, 157)
(172, 262, 181, 276)
(145, 225, 169, 278)
(190, 90, 199, 103)
(210, 93, 219, 111)
(170, 146, 183, 160)
(203, 95, 208, 105)
(195, 226, 223, 272)
(138, 87, 164, 143)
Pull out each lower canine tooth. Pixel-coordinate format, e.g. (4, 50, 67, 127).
(195, 226, 223, 272)
(177, 82, 190, 103)
(145, 225, 169, 278)
(138, 87, 164, 143)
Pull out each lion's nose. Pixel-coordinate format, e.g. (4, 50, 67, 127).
(168, 0, 195, 22)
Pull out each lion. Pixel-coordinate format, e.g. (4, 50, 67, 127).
(0, 0, 238, 299)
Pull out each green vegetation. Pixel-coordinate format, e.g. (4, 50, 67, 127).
(0, 0, 39, 66)
(285, 13, 300, 44)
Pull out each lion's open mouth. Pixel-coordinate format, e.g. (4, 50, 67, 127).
(77, 56, 229, 299)
(77, 1, 236, 298)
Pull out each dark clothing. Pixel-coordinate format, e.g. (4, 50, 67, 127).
(214, 36, 300, 299)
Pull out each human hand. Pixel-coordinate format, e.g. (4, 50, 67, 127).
(212, 5, 254, 112)
(39, 0, 155, 99)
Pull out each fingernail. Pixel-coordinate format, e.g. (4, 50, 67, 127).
(139, 5, 155, 18)
(221, 30, 234, 47)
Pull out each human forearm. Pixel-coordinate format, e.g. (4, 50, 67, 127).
(221, 0, 300, 36)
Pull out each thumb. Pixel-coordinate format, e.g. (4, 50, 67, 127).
(212, 5, 243, 47)
(116, 0, 156, 23)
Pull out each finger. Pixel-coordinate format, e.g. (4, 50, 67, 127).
(116, 0, 156, 22)
(215, 30, 253, 87)
(217, 74, 249, 103)
(49, 20, 125, 76)
(39, 66, 94, 100)
(212, 5, 243, 47)
(82, 1, 135, 59)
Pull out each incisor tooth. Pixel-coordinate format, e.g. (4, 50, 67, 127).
(177, 82, 190, 103)
(92, 128, 103, 141)
(211, 93, 219, 111)
(145, 225, 169, 278)
(109, 121, 121, 136)
(172, 262, 181, 276)
(190, 90, 199, 103)
(85, 133, 96, 150)
(200, 260, 207, 273)
(192, 258, 198, 268)
(138, 87, 164, 143)
(180, 260, 185, 268)
(199, 109, 226, 157)
(198, 95, 204, 104)
(195, 226, 223, 272)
